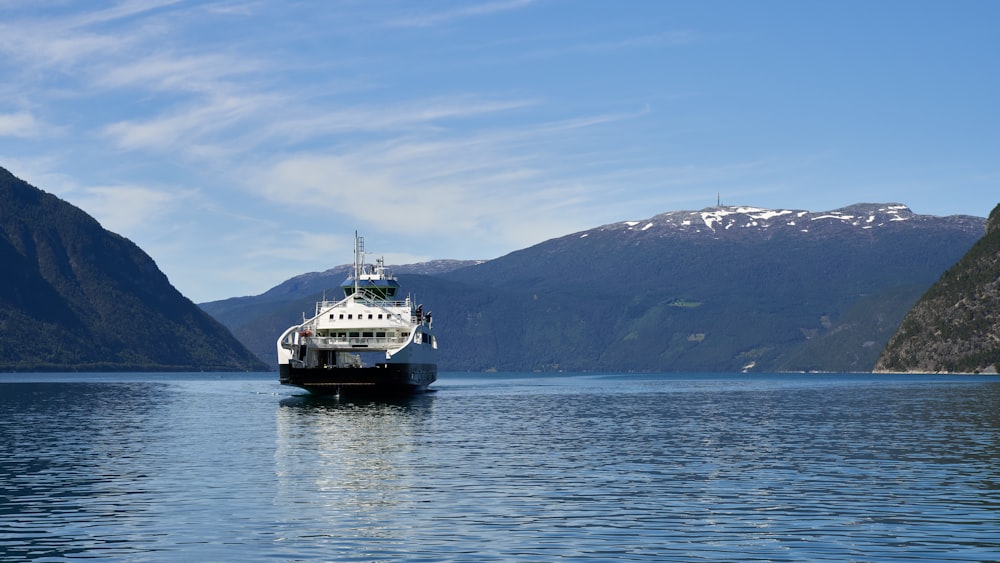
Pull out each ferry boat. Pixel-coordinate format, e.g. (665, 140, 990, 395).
(276, 233, 437, 395)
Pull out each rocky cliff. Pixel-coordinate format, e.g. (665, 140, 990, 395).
(875, 203, 1000, 373)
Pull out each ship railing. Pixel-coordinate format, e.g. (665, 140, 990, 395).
(314, 298, 411, 316)
(302, 335, 408, 349)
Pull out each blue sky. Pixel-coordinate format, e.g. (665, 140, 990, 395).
(1, 1, 997, 302)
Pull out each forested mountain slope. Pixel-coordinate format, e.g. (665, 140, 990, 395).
(0, 167, 267, 372)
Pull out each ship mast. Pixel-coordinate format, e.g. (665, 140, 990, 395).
(353, 231, 364, 297)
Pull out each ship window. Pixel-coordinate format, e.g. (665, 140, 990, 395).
(362, 331, 373, 338)
(378, 314, 383, 319)
(375, 331, 386, 338)
(349, 331, 360, 338)
(348, 314, 353, 319)
(339, 314, 344, 319)
(368, 314, 373, 319)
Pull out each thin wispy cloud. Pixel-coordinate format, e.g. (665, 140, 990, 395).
(276, 96, 540, 137)
(95, 52, 265, 93)
(0, 1, 177, 67)
(73, 184, 193, 234)
(0, 25, 123, 68)
(588, 30, 702, 50)
(61, 0, 182, 29)
(0, 112, 43, 138)
(385, 0, 539, 28)
(103, 93, 278, 154)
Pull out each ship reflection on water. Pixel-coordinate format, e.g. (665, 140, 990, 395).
(273, 393, 437, 556)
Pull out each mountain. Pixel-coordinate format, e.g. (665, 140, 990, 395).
(433, 203, 983, 372)
(203, 203, 985, 373)
(0, 167, 267, 372)
(875, 203, 1000, 374)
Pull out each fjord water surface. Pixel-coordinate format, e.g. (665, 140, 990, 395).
(1, 372, 997, 561)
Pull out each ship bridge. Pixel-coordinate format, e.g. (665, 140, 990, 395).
(340, 235, 400, 300)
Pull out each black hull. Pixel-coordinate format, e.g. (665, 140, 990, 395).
(279, 363, 436, 396)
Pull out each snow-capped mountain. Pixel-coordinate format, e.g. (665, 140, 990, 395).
(591, 203, 984, 240)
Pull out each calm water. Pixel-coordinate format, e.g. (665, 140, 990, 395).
(0, 372, 998, 562)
